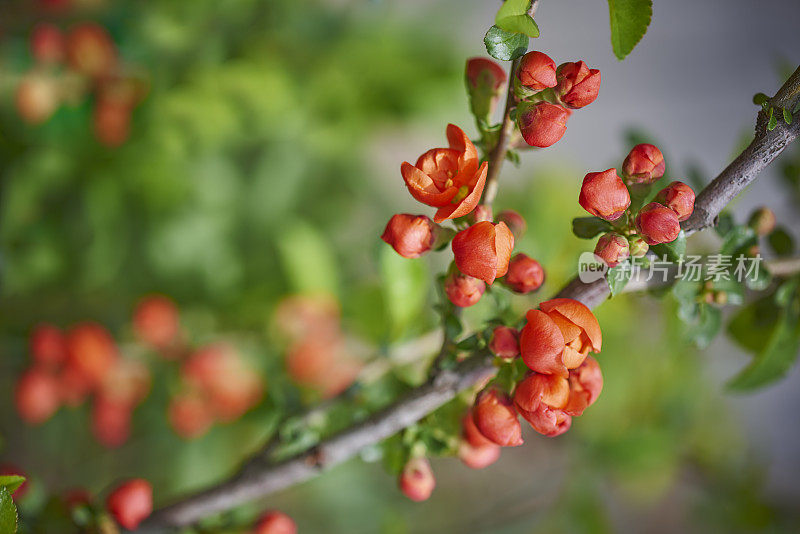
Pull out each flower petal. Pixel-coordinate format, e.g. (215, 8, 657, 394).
(434, 162, 488, 222)
(401, 162, 457, 207)
(451, 221, 499, 284)
(446, 123, 478, 170)
(520, 309, 567, 377)
(493, 220, 514, 278)
(539, 298, 602, 352)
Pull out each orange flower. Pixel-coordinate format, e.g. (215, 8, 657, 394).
(381, 214, 437, 258)
(654, 181, 695, 222)
(472, 389, 523, 447)
(399, 457, 435, 502)
(401, 124, 488, 223)
(488, 326, 519, 359)
(513, 372, 572, 437)
(578, 168, 630, 221)
(519, 298, 602, 378)
(451, 221, 514, 285)
(622, 143, 665, 185)
(563, 356, 603, 416)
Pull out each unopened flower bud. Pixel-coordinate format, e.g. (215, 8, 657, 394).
(255, 511, 298, 534)
(654, 181, 695, 222)
(594, 233, 629, 267)
(106, 479, 153, 531)
(556, 61, 601, 109)
(444, 271, 485, 308)
(458, 440, 501, 470)
(381, 214, 437, 258)
(747, 207, 776, 236)
(472, 389, 523, 447)
(517, 51, 557, 92)
(513, 373, 572, 437)
(516, 101, 570, 148)
(30, 23, 65, 64)
(563, 356, 603, 416)
(451, 221, 514, 285)
(489, 326, 520, 359)
(622, 144, 665, 184)
(503, 253, 545, 293)
(465, 57, 507, 119)
(578, 168, 631, 221)
(635, 202, 681, 245)
(399, 457, 435, 502)
(627, 235, 649, 258)
(15, 368, 61, 425)
(497, 209, 526, 239)
(470, 204, 493, 224)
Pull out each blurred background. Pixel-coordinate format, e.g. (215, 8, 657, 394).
(1, 0, 799, 532)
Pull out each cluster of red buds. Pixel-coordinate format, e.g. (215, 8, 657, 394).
(381, 124, 545, 308)
(464, 299, 603, 452)
(16, 21, 147, 146)
(579, 144, 696, 266)
(273, 294, 363, 400)
(512, 52, 601, 147)
(15, 320, 151, 448)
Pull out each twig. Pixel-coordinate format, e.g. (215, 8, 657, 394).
(139, 64, 800, 534)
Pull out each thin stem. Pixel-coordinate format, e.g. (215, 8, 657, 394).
(481, 57, 520, 207)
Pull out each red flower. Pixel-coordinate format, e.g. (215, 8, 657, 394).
(133, 294, 180, 351)
(622, 144, 665, 184)
(66, 23, 117, 78)
(472, 389, 523, 447)
(169, 389, 214, 440)
(519, 298, 602, 378)
(513, 372, 572, 437)
(399, 457, 435, 502)
(451, 221, 514, 285)
(459, 440, 501, 469)
(30, 323, 67, 368)
(635, 202, 681, 245)
(517, 51, 557, 91)
(30, 23, 65, 64)
(15, 368, 60, 425)
(497, 209, 526, 239)
(381, 214, 437, 258)
(503, 253, 545, 293)
(563, 356, 603, 416)
(517, 101, 570, 148)
(255, 511, 298, 534)
(556, 61, 601, 109)
(466, 57, 507, 118)
(106, 479, 153, 531)
(654, 181, 695, 222)
(578, 168, 631, 221)
(594, 232, 629, 267)
(91, 396, 132, 448)
(489, 326, 520, 359)
(65, 322, 119, 388)
(401, 124, 488, 223)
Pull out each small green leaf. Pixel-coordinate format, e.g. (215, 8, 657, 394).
(685, 303, 722, 349)
(651, 230, 686, 262)
(571, 217, 613, 239)
(0, 487, 17, 534)
(0, 477, 25, 495)
(744, 262, 772, 291)
(484, 25, 529, 62)
(727, 302, 800, 391)
(714, 212, 735, 237)
(768, 226, 795, 256)
(783, 107, 793, 124)
(727, 295, 780, 353)
(768, 107, 777, 131)
(606, 263, 633, 296)
(608, 0, 653, 60)
(720, 225, 756, 256)
(752, 93, 769, 106)
(495, 0, 540, 38)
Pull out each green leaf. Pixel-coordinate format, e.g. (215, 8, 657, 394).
(744, 261, 772, 291)
(484, 25, 529, 62)
(608, 0, 653, 60)
(715, 212, 735, 237)
(727, 300, 800, 391)
(768, 107, 777, 131)
(275, 220, 340, 297)
(684, 303, 722, 349)
(752, 93, 769, 106)
(0, 487, 17, 534)
(380, 244, 429, 339)
(768, 226, 795, 256)
(495, 0, 540, 38)
(720, 225, 756, 256)
(572, 217, 613, 239)
(607, 263, 633, 296)
(727, 295, 780, 353)
(0, 477, 25, 495)
(651, 230, 686, 262)
(783, 107, 793, 124)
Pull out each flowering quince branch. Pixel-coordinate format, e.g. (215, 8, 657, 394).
(137, 22, 800, 534)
